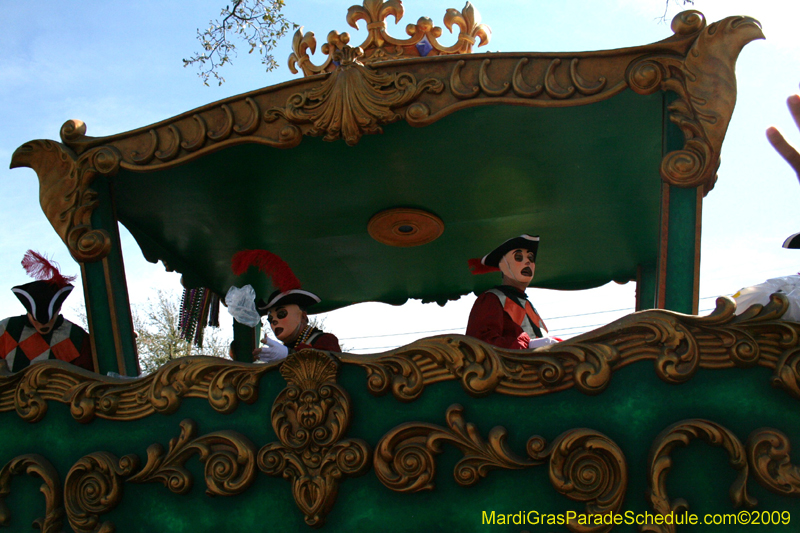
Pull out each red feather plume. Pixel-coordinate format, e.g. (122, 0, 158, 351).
(467, 257, 500, 275)
(21, 250, 76, 288)
(231, 250, 301, 293)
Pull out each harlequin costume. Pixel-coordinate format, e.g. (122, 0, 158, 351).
(466, 235, 548, 349)
(232, 250, 342, 360)
(0, 251, 93, 372)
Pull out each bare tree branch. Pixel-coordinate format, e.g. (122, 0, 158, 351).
(658, 0, 695, 23)
(184, 0, 296, 86)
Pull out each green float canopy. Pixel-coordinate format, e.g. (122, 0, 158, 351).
(12, 9, 762, 318)
(113, 92, 663, 313)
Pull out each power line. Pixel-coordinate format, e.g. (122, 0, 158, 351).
(343, 287, 736, 346)
(340, 327, 462, 341)
(349, 305, 719, 351)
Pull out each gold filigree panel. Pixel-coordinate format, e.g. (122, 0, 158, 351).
(340, 293, 800, 401)
(0, 357, 272, 423)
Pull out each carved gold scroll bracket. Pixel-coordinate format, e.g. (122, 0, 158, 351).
(288, 1, 491, 77)
(340, 293, 800, 402)
(375, 404, 627, 533)
(258, 350, 371, 527)
(626, 11, 764, 193)
(0, 454, 63, 533)
(9, 133, 119, 262)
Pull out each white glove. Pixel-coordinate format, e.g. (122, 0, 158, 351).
(256, 337, 289, 363)
(528, 336, 559, 349)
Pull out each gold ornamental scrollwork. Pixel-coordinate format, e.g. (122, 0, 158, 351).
(626, 11, 764, 193)
(64, 452, 138, 533)
(340, 294, 800, 401)
(60, 419, 257, 532)
(0, 454, 63, 533)
(258, 350, 370, 527)
(375, 403, 535, 492)
(128, 419, 257, 496)
(0, 357, 273, 423)
(747, 428, 800, 496)
(529, 429, 628, 532)
(288, 1, 490, 77)
(644, 419, 756, 533)
(266, 46, 444, 146)
(9, 137, 117, 262)
(375, 404, 627, 533)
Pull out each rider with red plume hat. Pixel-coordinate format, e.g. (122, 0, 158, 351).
(232, 250, 341, 362)
(0, 251, 93, 372)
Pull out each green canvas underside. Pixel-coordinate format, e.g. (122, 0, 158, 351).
(112, 90, 663, 312)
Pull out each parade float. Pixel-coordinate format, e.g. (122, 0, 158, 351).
(3, 2, 798, 531)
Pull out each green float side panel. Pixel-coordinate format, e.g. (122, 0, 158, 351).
(0, 363, 797, 532)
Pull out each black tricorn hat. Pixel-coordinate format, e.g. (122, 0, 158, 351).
(256, 289, 321, 316)
(783, 233, 800, 249)
(482, 234, 540, 268)
(12, 280, 74, 325)
(13, 250, 76, 324)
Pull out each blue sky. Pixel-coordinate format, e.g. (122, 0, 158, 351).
(1, 0, 799, 353)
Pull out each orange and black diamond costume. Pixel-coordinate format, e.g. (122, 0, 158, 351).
(0, 315, 92, 372)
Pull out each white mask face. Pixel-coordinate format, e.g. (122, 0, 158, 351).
(267, 304, 305, 343)
(499, 248, 535, 285)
